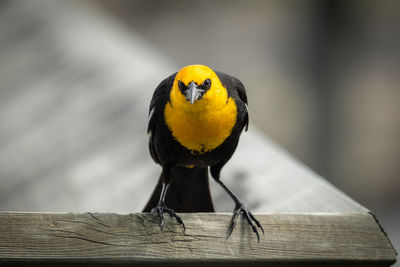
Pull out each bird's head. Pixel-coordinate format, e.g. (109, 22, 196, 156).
(170, 65, 227, 110)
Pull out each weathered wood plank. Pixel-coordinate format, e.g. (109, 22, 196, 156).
(0, 213, 396, 266)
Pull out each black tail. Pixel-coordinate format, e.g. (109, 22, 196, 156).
(143, 166, 214, 212)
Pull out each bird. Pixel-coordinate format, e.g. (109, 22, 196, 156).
(143, 64, 263, 240)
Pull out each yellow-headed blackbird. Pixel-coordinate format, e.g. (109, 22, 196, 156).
(144, 64, 263, 240)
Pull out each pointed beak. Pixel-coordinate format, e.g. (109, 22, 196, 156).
(185, 81, 204, 104)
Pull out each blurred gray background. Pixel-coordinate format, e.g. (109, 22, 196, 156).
(0, 0, 399, 260)
(98, 0, 400, 255)
(98, 0, 400, 210)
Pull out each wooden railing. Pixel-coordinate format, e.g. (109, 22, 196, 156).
(0, 212, 396, 266)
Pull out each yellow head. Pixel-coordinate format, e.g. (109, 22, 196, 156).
(164, 65, 237, 153)
(169, 64, 229, 112)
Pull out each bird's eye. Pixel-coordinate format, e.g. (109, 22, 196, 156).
(202, 79, 211, 90)
(178, 81, 186, 91)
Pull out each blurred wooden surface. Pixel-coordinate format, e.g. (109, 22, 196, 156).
(0, 0, 368, 215)
(0, 212, 396, 266)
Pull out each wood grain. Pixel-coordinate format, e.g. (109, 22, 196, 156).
(0, 212, 396, 266)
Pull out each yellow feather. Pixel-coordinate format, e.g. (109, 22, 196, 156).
(164, 65, 237, 154)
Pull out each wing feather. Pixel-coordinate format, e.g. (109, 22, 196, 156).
(147, 73, 176, 163)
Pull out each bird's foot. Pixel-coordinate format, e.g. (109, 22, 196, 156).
(151, 202, 186, 233)
(227, 202, 264, 242)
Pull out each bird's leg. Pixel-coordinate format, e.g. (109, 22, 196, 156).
(214, 178, 264, 241)
(151, 182, 186, 233)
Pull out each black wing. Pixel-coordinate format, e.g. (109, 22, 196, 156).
(215, 71, 249, 131)
(147, 73, 177, 164)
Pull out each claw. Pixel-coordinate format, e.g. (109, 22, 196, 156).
(151, 202, 186, 233)
(243, 209, 260, 242)
(165, 207, 186, 233)
(227, 203, 263, 242)
(227, 208, 240, 238)
(248, 211, 264, 235)
(160, 211, 165, 230)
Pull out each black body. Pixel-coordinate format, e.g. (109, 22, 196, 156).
(143, 71, 248, 213)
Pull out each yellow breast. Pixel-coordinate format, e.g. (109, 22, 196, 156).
(164, 97, 237, 153)
(164, 65, 237, 154)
